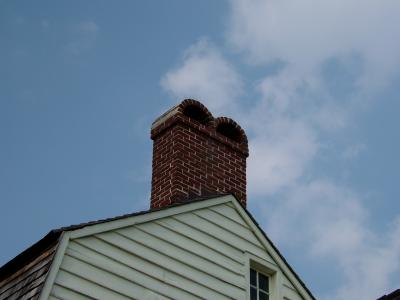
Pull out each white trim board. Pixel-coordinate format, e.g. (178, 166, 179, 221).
(230, 199, 314, 300)
(39, 232, 71, 300)
(69, 195, 232, 239)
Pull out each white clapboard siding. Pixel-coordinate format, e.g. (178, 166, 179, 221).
(209, 204, 248, 227)
(117, 226, 246, 289)
(193, 208, 260, 245)
(282, 275, 296, 290)
(51, 284, 93, 300)
(173, 213, 272, 261)
(135, 221, 244, 275)
(54, 269, 132, 300)
(48, 201, 308, 300)
(64, 242, 200, 299)
(156, 217, 244, 264)
(99, 231, 241, 299)
(74, 233, 233, 299)
(282, 276, 303, 300)
(283, 284, 303, 300)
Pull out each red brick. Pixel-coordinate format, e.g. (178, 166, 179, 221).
(150, 99, 248, 208)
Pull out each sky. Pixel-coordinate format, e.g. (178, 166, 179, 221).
(1, 1, 400, 299)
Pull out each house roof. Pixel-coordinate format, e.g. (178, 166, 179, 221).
(0, 194, 228, 283)
(378, 289, 400, 300)
(0, 193, 315, 299)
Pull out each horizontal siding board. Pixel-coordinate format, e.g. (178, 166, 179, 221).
(157, 217, 244, 264)
(136, 221, 244, 275)
(51, 285, 93, 300)
(60, 257, 141, 300)
(118, 225, 246, 289)
(55, 270, 131, 300)
(94, 232, 241, 299)
(61, 250, 166, 299)
(283, 285, 303, 300)
(174, 212, 272, 261)
(67, 239, 202, 299)
(209, 204, 248, 227)
(193, 208, 261, 245)
(283, 275, 296, 290)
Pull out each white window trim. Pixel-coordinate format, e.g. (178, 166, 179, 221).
(245, 252, 282, 300)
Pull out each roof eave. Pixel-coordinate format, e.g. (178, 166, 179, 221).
(0, 230, 61, 282)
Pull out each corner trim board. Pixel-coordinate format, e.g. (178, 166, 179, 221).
(39, 232, 71, 300)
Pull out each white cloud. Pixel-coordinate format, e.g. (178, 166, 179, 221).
(226, 1, 400, 297)
(161, 1, 400, 298)
(244, 66, 344, 195)
(263, 180, 400, 299)
(247, 116, 318, 195)
(161, 39, 243, 114)
(228, 0, 400, 87)
(264, 181, 366, 252)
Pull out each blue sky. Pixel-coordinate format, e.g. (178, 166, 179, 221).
(1, 1, 400, 299)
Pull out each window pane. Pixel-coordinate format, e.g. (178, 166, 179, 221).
(250, 287, 257, 300)
(250, 268, 257, 286)
(259, 291, 269, 300)
(259, 273, 269, 292)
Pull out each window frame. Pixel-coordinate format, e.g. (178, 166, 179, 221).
(245, 252, 281, 300)
(250, 268, 270, 300)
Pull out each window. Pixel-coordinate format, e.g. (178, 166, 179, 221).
(246, 253, 278, 300)
(250, 268, 270, 300)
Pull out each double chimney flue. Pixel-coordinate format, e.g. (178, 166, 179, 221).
(150, 99, 248, 209)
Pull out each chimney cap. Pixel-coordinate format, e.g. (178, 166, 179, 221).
(215, 116, 248, 145)
(151, 99, 215, 130)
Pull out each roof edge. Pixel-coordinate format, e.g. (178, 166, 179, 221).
(0, 193, 315, 300)
(0, 230, 61, 282)
(0, 193, 230, 282)
(233, 199, 316, 300)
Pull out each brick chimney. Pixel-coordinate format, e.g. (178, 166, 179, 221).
(150, 99, 248, 209)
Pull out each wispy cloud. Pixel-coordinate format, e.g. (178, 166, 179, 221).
(264, 180, 400, 299)
(228, 0, 400, 87)
(66, 20, 99, 55)
(161, 0, 400, 298)
(342, 143, 366, 160)
(161, 39, 242, 114)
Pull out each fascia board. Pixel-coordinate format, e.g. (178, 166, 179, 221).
(69, 194, 233, 239)
(230, 199, 315, 300)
